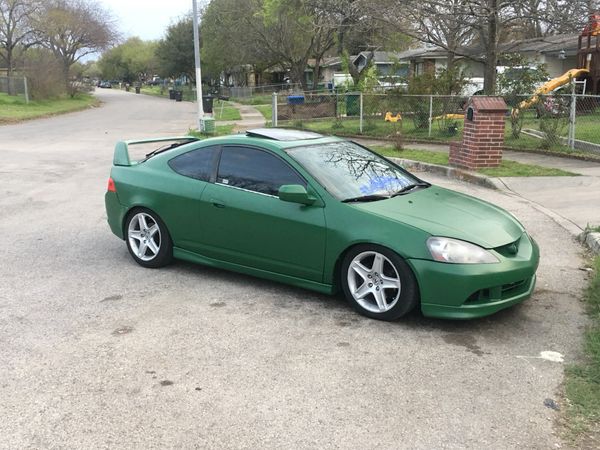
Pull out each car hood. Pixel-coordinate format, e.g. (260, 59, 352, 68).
(353, 186, 524, 249)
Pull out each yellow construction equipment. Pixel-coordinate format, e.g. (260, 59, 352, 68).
(512, 68, 589, 118)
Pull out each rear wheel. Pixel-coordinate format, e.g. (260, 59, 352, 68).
(341, 245, 418, 320)
(125, 209, 172, 268)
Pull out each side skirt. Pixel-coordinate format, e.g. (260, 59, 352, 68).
(173, 247, 334, 295)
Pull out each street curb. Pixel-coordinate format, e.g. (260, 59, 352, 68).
(389, 158, 500, 190)
(579, 232, 600, 255)
(391, 157, 597, 252)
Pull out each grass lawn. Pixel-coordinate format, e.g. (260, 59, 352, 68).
(188, 124, 235, 139)
(139, 86, 165, 98)
(139, 85, 198, 102)
(212, 101, 241, 121)
(516, 111, 600, 144)
(373, 146, 576, 177)
(232, 94, 273, 105)
(563, 255, 600, 446)
(254, 104, 272, 120)
(0, 92, 99, 123)
(288, 115, 600, 161)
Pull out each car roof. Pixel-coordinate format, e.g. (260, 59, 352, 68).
(139, 129, 345, 165)
(191, 129, 343, 150)
(246, 128, 324, 141)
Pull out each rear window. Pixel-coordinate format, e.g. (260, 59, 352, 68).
(169, 146, 217, 181)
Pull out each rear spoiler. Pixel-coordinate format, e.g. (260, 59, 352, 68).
(113, 136, 199, 166)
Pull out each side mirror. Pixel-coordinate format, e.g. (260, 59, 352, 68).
(278, 184, 315, 205)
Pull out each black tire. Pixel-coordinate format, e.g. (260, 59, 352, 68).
(124, 208, 173, 268)
(341, 244, 419, 320)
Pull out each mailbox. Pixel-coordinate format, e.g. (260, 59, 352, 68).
(466, 106, 474, 121)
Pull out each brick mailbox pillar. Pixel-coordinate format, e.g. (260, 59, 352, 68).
(449, 96, 508, 170)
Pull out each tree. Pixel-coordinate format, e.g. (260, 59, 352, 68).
(155, 16, 197, 81)
(0, 0, 39, 92)
(374, 0, 598, 94)
(99, 37, 158, 83)
(35, 0, 117, 94)
(201, 0, 269, 84)
(201, 0, 339, 89)
(509, 0, 600, 38)
(497, 53, 549, 138)
(254, 0, 337, 89)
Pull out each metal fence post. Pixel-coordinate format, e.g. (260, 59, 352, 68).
(568, 80, 576, 149)
(23, 77, 29, 104)
(272, 92, 278, 127)
(359, 92, 363, 134)
(428, 95, 433, 137)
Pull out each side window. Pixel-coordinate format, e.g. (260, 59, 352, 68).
(168, 146, 217, 181)
(217, 146, 306, 196)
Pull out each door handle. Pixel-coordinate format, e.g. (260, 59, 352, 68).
(210, 198, 226, 208)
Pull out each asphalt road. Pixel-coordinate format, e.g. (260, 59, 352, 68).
(0, 89, 590, 449)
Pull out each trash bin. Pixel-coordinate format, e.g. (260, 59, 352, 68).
(287, 95, 305, 105)
(202, 95, 214, 113)
(202, 117, 216, 134)
(346, 94, 359, 116)
(174, 91, 183, 102)
(169, 89, 176, 100)
(135, 86, 140, 94)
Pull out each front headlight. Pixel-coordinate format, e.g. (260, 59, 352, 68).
(427, 237, 499, 264)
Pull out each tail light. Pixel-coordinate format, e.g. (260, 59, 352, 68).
(107, 177, 116, 192)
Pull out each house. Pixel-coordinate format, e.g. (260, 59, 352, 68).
(352, 51, 410, 79)
(388, 34, 581, 81)
(499, 33, 580, 78)
(219, 33, 585, 92)
(394, 46, 484, 78)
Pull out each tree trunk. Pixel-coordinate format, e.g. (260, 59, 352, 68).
(290, 60, 308, 90)
(483, 0, 498, 94)
(446, 52, 455, 72)
(312, 58, 322, 91)
(6, 48, 14, 96)
(62, 62, 72, 97)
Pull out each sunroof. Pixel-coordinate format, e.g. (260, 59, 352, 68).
(246, 128, 324, 141)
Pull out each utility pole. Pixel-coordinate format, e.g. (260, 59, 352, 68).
(192, 0, 204, 131)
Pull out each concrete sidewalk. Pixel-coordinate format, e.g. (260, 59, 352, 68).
(218, 102, 266, 131)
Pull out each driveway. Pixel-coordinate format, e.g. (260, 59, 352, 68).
(0, 89, 589, 449)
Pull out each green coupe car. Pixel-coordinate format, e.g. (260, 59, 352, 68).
(105, 128, 539, 320)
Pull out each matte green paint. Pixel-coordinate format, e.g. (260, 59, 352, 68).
(105, 134, 540, 319)
(278, 184, 316, 205)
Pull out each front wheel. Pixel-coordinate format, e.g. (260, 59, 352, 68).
(341, 245, 418, 320)
(125, 209, 173, 268)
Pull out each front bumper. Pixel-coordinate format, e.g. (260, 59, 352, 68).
(409, 234, 540, 319)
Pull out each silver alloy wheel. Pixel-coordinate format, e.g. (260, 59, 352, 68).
(128, 212, 161, 262)
(347, 251, 402, 313)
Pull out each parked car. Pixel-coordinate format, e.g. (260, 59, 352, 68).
(105, 129, 539, 320)
(98, 81, 112, 88)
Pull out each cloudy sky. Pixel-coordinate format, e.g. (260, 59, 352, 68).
(98, 0, 202, 41)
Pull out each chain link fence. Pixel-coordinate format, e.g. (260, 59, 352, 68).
(268, 90, 600, 155)
(0, 76, 29, 103)
(220, 83, 301, 99)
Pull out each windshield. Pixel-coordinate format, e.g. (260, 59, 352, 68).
(286, 141, 423, 201)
